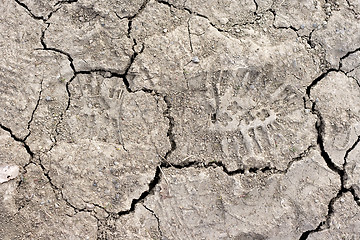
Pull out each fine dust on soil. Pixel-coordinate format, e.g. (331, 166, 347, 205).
(1, 0, 360, 239)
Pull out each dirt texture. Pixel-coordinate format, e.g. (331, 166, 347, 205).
(1, 0, 360, 239)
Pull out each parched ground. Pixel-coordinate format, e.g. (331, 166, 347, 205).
(1, 0, 360, 239)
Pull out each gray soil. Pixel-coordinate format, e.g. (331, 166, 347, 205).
(1, 0, 360, 239)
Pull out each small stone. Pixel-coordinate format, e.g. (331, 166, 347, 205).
(0, 165, 19, 183)
(163, 28, 168, 33)
(219, 18, 229, 25)
(235, 29, 240, 33)
(300, 24, 305, 29)
(86, 203, 95, 209)
(45, 96, 52, 101)
(104, 72, 112, 78)
(192, 56, 200, 64)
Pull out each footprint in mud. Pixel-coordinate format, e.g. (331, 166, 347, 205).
(207, 67, 307, 168)
(64, 73, 127, 146)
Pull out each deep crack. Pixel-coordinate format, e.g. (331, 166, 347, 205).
(299, 47, 360, 239)
(160, 144, 314, 176)
(163, 96, 177, 160)
(14, 0, 47, 21)
(299, 190, 345, 239)
(313, 108, 343, 175)
(253, 0, 258, 12)
(117, 167, 161, 216)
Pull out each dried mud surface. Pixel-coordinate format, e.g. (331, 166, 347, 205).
(1, 0, 360, 239)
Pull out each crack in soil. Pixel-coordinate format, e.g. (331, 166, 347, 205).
(306, 47, 360, 96)
(14, 0, 47, 21)
(115, 0, 150, 38)
(160, 144, 315, 176)
(54, 0, 78, 7)
(39, 24, 76, 73)
(163, 96, 177, 160)
(268, 6, 334, 55)
(14, 0, 63, 21)
(143, 204, 163, 238)
(343, 135, 360, 206)
(23, 79, 43, 142)
(36, 23, 78, 151)
(117, 167, 161, 216)
(187, 17, 194, 52)
(268, 7, 319, 51)
(37, 155, 93, 214)
(268, 8, 300, 37)
(253, 0, 258, 12)
(0, 124, 34, 158)
(155, 0, 229, 33)
(115, 0, 149, 20)
(299, 47, 360, 239)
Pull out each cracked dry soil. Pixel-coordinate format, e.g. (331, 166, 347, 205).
(1, 0, 360, 239)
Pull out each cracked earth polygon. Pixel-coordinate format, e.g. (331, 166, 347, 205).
(1, 0, 360, 239)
